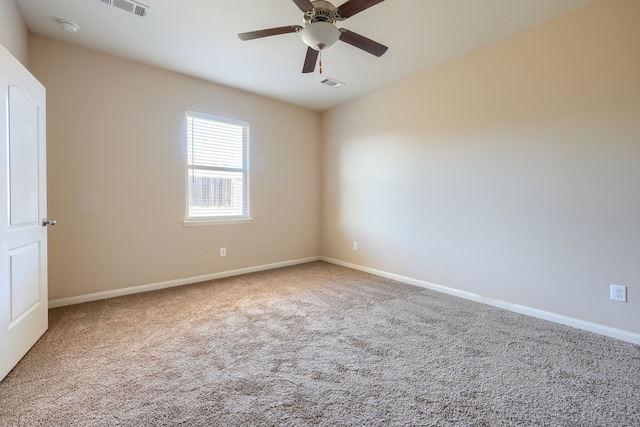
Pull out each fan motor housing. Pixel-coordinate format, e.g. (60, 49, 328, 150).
(304, 1, 338, 25)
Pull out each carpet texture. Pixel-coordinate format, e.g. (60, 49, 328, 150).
(1, 261, 639, 426)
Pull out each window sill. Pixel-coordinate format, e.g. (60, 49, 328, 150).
(184, 217, 253, 227)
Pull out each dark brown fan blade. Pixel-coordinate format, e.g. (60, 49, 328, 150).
(238, 25, 302, 41)
(339, 29, 388, 57)
(302, 47, 319, 73)
(336, 0, 385, 19)
(292, 0, 314, 12)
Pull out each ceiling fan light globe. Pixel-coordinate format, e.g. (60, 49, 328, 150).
(301, 21, 340, 51)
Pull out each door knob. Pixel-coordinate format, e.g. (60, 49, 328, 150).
(42, 218, 57, 227)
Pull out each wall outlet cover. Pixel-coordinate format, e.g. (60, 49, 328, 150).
(610, 284, 627, 302)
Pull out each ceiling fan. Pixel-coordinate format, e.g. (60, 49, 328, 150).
(238, 0, 388, 73)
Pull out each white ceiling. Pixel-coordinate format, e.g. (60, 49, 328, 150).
(16, 0, 598, 111)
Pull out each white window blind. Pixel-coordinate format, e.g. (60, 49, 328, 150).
(186, 110, 249, 220)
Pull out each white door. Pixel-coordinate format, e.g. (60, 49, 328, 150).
(0, 44, 49, 382)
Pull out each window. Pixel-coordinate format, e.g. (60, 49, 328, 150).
(186, 110, 249, 223)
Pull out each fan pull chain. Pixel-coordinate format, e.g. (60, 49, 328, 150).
(319, 50, 323, 74)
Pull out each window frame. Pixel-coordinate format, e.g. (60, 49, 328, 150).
(183, 110, 252, 226)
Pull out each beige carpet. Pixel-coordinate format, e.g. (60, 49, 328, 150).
(1, 261, 639, 426)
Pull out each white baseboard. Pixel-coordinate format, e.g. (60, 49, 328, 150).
(48, 256, 322, 309)
(321, 257, 640, 346)
(48, 255, 640, 345)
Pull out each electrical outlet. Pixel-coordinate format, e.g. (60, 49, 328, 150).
(220, 247, 226, 257)
(610, 284, 626, 302)
(353, 242, 358, 251)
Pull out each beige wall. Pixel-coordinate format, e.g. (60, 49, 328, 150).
(321, 0, 640, 334)
(0, 0, 28, 65)
(29, 35, 321, 300)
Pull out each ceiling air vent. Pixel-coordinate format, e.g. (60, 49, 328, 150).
(320, 77, 345, 89)
(99, 0, 150, 17)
